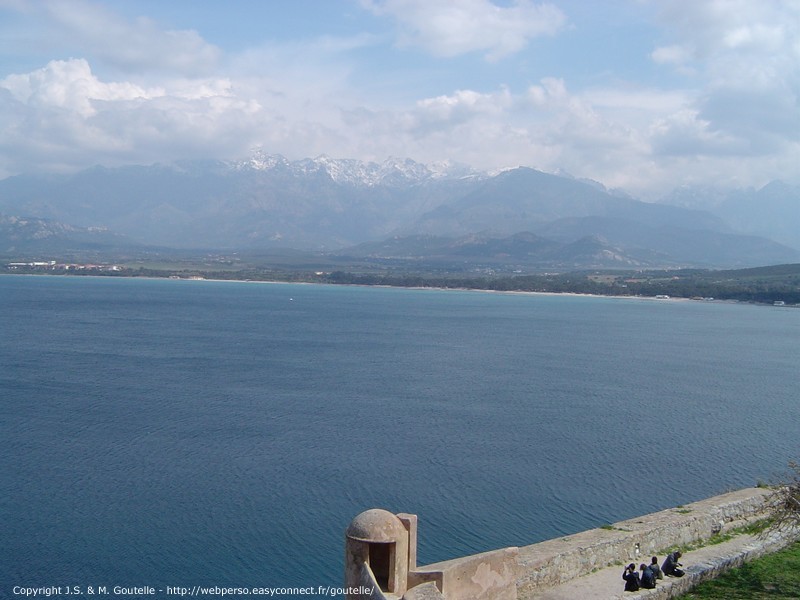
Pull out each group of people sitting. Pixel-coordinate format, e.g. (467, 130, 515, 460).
(622, 551, 685, 592)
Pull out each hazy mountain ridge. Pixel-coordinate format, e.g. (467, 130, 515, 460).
(338, 231, 718, 270)
(0, 154, 486, 250)
(409, 167, 728, 237)
(0, 214, 138, 254)
(658, 180, 800, 250)
(0, 153, 798, 269)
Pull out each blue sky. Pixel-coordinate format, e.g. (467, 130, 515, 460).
(0, 0, 797, 198)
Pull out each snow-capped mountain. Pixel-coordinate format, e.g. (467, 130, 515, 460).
(0, 151, 798, 268)
(234, 150, 483, 187)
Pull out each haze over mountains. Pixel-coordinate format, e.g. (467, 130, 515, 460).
(0, 152, 798, 270)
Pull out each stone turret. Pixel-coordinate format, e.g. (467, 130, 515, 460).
(345, 509, 517, 600)
(345, 509, 416, 598)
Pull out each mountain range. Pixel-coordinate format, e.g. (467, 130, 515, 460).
(0, 151, 798, 270)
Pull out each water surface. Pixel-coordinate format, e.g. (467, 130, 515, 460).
(2, 276, 798, 597)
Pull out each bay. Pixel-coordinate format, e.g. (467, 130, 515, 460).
(2, 275, 798, 597)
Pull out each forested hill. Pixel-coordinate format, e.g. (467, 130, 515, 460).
(318, 263, 800, 305)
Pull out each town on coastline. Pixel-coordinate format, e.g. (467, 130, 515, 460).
(6, 260, 123, 273)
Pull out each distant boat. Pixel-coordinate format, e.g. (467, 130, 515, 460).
(774, 301, 786, 306)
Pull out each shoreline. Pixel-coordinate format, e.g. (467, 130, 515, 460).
(1, 270, 788, 307)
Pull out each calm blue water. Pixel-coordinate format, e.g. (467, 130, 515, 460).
(2, 275, 799, 598)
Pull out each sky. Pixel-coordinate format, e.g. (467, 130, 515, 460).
(0, 0, 798, 198)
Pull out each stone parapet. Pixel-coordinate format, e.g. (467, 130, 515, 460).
(532, 530, 798, 599)
(410, 547, 519, 600)
(630, 530, 794, 599)
(345, 487, 787, 599)
(515, 487, 773, 598)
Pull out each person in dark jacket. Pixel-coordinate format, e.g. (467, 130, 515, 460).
(623, 563, 640, 591)
(640, 563, 656, 589)
(662, 551, 685, 577)
(648, 556, 663, 580)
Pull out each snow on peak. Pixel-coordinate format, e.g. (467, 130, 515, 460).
(233, 151, 486, 186)
(235, 149, 290, 171)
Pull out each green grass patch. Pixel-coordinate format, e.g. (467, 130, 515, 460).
(659, 519, 772, 556)
(677, 541, 800, 599)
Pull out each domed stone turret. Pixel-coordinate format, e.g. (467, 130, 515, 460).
(346, 509, 407, 543)
(344, 507, 519, 600)
(344, 509, 415, 598)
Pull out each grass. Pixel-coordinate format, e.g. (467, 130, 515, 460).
(676, 541, 800, 599)
(662, 519, 771, 555)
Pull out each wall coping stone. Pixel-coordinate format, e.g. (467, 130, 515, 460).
(529, 529, 798, 599)
(515, 487, 774, 597)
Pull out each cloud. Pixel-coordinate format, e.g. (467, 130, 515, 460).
(650, 108, 742, 156)
(0, 37, 382, 178)
(415, 88, 513, 124)
(0, 58, 266, 175)
(650, 44, 694, 67)
(650, 1, 800, 158)
(654, 1, 796, 57)
(18, 0, 221, 76)
(1, 58, 160, 116)
(362, 0, 566, 60)
(1, 49, 782, 198)
(0, 0, 797, 198)
(338, 78, 654, 189)
(0, 0, 377, 176)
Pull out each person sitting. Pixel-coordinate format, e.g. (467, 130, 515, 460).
(640, 563, 656, 589)
(648, 556, 663, 580)
(622, 563, 640, 591)
(662, 550, 685, 577)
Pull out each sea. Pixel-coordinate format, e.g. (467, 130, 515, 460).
(2, 275, 799, 598)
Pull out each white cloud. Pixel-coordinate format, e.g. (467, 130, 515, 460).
(416, 88, 513, 122)
(0, 58, 268, 175)
(650, 108, 741, 156)
(362, 0, 566, 60)
(2, 47, 783, 198)
(0, 0, 797, 197)
(1, 59, 160, 116)
(654, 1, 794, 53)
(34, 0, 221, 76)
(650, 0, 800, 160)
(650, 44, 694, 66)
(337, 78, 662, 192)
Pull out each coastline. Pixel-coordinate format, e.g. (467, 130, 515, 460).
(0, 270, 786, 307)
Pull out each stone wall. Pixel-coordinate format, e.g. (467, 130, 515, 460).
(624, 528, 796, 599)
(514, 487, 773, 598)
(345, 487, 785, 599)
(409, 547, 519, 600)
